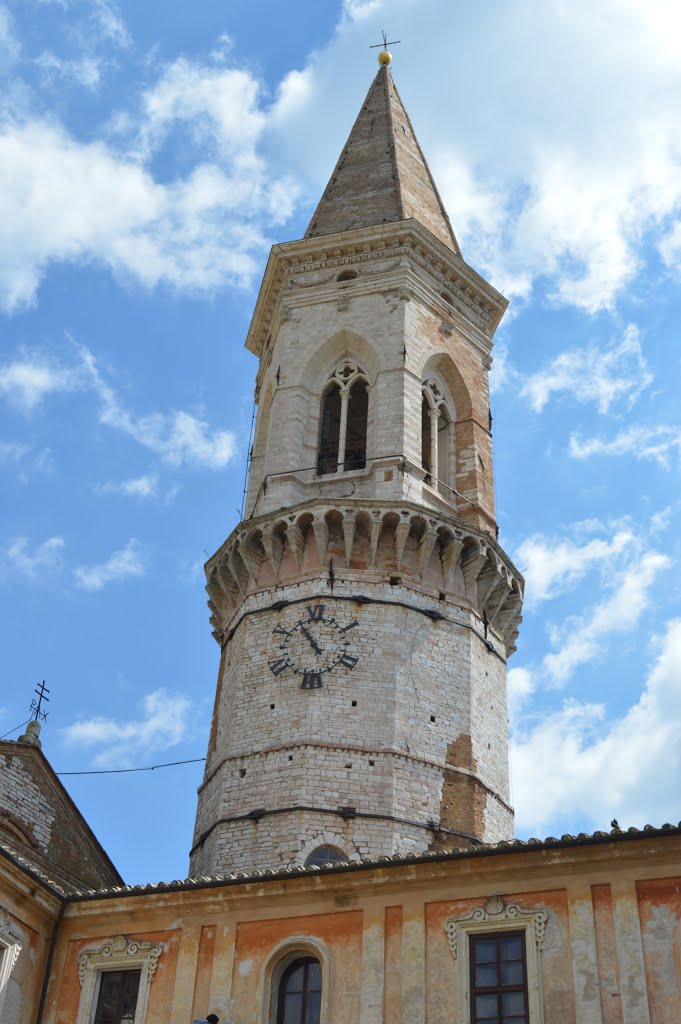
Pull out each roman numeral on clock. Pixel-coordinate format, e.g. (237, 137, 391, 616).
(339, 653, 358, 669)
(272, 625, 291, 638)
(269, 658, 290, 676)
(300, 670, 323, 689)
(306, 604, 325, 621)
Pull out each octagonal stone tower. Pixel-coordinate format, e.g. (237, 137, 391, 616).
(190, 65, 523, 876)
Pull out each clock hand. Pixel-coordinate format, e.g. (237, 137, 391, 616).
(300, 623, 323, 656)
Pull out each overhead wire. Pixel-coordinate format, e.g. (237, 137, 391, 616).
(56, 756, 206, 776)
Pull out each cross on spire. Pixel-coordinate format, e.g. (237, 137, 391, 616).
(30, 680, 50, 722)
(369, 30, 401, 52)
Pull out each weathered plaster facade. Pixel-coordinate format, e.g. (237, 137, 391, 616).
(12, 827, 681, 1024)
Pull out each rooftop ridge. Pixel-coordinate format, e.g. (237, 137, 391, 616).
(305, 66, 461, 254)
(24, 822, 680, 901)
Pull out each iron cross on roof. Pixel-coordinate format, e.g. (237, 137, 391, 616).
(30, 679, 50, 722)
(369, 30, 401, 52)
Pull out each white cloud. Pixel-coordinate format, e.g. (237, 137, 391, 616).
(268, 0, 681, 312)
(61, 688, 191, 768)
(95, 473, 159, 499)
(73, 537, 146, 591)
(507, 666, 535, 726)
(3, 535, 64, 578)
(88, 0, 130, 48)
(512, 617, 681, 834)
(520, 325, 652, 414)
(569, 425, 681, 468)
(516, 524, 633, 607)
(0, 5, 19, 68)
(0, 343, 237, 469)
(342, 0, 384, 21)
(0, 440, 30, 463)
(34, 51, 103, 89)
(0, 351, 87, 412)
(0, 38, 302, 312)
(542, 550, 670, 685)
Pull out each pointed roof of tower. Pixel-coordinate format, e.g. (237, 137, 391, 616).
(305, 65, 461, 256)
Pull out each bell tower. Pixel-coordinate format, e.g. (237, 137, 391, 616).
(190, 58, 523, 876)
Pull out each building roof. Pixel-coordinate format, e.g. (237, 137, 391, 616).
(8, 821, 678, 903)
(0, 735, 123, 890)
(305, 65, 461, 255)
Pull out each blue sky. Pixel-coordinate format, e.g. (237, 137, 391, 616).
(2, 0, 681, 884)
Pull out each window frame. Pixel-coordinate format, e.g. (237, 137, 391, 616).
(262, 936, 331, 1024)
(469, 929, 529, 1024)
(275, 956, 322, 1024)
(0, 906, 22, 1020)
(92, 968, 142, 1024)
(76, 935, 163, 1024)
(444, 896, 547, 1024)
(421, 378, 455, 502)
(316, 361, 370, 477)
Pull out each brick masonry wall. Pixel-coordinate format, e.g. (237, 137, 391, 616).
(190, 572, 513, 875)
(0, 742, 120, 889)
(197, 225, 518, 876)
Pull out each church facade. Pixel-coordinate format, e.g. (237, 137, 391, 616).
(1, 56, 681, 1024)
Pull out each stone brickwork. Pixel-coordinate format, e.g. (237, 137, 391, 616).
(192, 63, 522, 876)
(0, 734, 121, 890)
(305, 65, 460, 254)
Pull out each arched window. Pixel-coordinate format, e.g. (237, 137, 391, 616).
(276, 957, 322, 1024)
(317, 362, 368, 475)
(422, 379, 453, 497)
(304, 845, 347, 868)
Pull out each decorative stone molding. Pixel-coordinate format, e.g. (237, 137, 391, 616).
(248, 223, 506, 366)
(205, 499, 523, 653)
(76, 934, 163, 1024)
(443, 895, 547, 1024)
(0, 905, 23, 1018)
(444, 894, 547, 958)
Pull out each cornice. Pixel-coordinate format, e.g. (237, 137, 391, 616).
(246, 220, 507, 361)
(204, 497, 523, 654)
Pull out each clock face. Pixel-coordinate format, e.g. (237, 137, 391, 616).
(269, 604, 359, 689)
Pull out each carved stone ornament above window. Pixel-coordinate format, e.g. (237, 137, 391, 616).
(78, 934, 162, 987)
(0, 905, 22, 973)
(0, 905, 23, 1020)
(444, 895, 548, 1024)
(444, 894, 548, 959)
(76, 934, 164, 1024)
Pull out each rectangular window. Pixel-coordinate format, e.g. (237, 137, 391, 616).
(469, 931, 528, 1024)
(93, 970, 141, 1024)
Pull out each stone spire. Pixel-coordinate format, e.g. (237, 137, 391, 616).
(305, 65, 461, 255)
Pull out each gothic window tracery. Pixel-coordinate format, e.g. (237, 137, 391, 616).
(317, 362, 368, 475)
(421, 379, 453, 498)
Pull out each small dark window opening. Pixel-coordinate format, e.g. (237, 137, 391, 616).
(318, 382, 341, 475)
(304, 845, 347, 868)
(422, 395, 433, 483)
(430, 715, 436, 723)
(276, 957, 322, 1024)
(351, 700, 357, 707)
(344, 380, 368, 471)
(469, 931, 528, 1024)
(239, 768, 246, 778)
(94, 970, 141, 1024)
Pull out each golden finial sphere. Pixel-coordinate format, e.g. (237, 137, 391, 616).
(378, 49, 392, 66)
